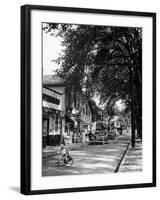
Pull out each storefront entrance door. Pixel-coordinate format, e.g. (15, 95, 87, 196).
(42, 118, 49, 148)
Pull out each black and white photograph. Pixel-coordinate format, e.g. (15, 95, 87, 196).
(42, 22, 143, 176)
(0, 0, 159, 199)
(20, 5, 156, 194)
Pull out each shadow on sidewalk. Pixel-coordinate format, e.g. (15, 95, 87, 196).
(118, 137, 142, 172)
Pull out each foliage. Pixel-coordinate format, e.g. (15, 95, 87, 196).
(43, 23, 142, 137)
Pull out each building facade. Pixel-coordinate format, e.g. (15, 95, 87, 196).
(42, 86, 65, 147)
(43, 75, 92, 147)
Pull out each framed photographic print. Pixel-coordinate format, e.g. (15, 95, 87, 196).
(21, 4, 156, 195)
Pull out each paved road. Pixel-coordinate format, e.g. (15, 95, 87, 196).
(42, 134, 130, 176)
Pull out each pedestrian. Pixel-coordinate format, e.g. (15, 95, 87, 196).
(88, 131, 92, 141)
(79, 132, 81, 143)
(120, 123, 123, 135)
(82, 131, 86, 143)
(60, 133, 65, 145)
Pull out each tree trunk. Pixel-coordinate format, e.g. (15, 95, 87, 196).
(130, 66, 135, 148)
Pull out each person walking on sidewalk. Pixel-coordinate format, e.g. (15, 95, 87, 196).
(79, 132, 83, 144)
(60, 132, 69, 146)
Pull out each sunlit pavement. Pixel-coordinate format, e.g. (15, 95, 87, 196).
(42, 134, 132, 176)
(118, 137, 142, 172)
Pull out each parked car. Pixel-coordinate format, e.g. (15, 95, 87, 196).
(108, 129, 117, 139)
(89, 130, 109, 145)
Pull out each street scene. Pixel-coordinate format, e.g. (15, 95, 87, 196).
(42, 23, 142, 176)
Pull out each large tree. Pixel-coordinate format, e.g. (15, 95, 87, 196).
(43, 23, 142, 141)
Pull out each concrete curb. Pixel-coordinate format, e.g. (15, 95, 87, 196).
(114, 140, 131, 173)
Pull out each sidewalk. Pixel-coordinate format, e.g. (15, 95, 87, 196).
(118, 137, 142, 172)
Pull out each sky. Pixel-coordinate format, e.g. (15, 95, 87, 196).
(43, 31, 63, 75)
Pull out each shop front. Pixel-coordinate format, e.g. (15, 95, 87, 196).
(42, 87, 65, 148)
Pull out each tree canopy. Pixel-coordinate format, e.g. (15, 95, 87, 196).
(43, 23, 142, 138)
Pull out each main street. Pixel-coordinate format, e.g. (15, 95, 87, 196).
(42, 134, 131, 176)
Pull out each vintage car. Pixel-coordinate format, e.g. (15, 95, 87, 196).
(89, 130, 109, 145)
(108, 129, 117, 139)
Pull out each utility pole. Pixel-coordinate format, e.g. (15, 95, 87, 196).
(130, 66, 135, 148)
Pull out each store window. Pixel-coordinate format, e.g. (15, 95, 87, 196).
(42, 118, 49, 136)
